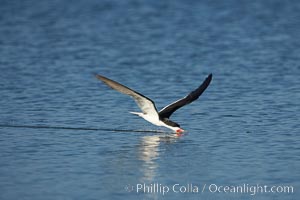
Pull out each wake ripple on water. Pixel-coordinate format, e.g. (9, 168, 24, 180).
(0, 124, 171, 134)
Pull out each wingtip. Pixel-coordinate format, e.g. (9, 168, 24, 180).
(95, 74, 104, 81)
(207, 73, 213, 81)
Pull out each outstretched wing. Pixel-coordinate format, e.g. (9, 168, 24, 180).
(159, 74, 212, 119)
(96, 74, 159, 118)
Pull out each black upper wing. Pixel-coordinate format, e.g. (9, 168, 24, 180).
(159, 74, 212, 119)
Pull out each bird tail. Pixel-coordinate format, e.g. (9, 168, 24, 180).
(129, 112, 143, 117)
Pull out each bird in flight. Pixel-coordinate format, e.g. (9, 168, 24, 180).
(96, 73, 212, 133)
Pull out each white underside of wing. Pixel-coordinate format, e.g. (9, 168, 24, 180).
(133, 96, 158, 118)
(96, 74, 159, 119)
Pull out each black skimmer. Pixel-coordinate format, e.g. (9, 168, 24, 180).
(96, 73, 212, 133)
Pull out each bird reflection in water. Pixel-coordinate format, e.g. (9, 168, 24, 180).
(138, 133, 182, 182)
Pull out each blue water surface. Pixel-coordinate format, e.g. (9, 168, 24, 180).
(0, 0, 299, 199)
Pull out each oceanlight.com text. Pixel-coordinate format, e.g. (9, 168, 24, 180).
(124, 183, 294, 196)
(207, 183, 293, 195)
